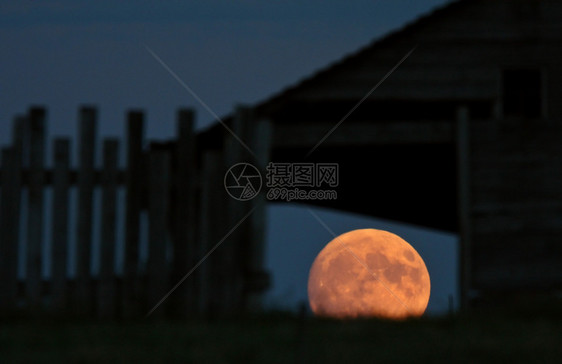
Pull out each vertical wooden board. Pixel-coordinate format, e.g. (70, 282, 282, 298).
(0, 149, 9, 310)
(51, 139, 70, 314)
(74, 106, 97, 316)
(219, 106, 254, 313)
(198, 150, 226, 317)
(0, 149, 20, 311)
(26, 107, 46, 308)
(0, 150, 5, 291)
(97, 139, 119, 319)
(0, 150, 3, 266)
(170, 108, 197, 318)
(122, 110, 144, 318)
(245, 117, 273, 311)
(146, 147, 170, 318)
(0, 116, 25, 312)
(456, 106, 471, 310)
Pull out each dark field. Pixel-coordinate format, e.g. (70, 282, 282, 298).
(1, 308, 561, 363)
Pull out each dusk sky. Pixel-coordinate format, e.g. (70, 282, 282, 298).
(1, 0, 457, 315)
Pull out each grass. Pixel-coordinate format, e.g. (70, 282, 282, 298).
(0, 309, 561, 363)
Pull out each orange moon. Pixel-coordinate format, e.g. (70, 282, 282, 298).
(307, 229, 430, 320)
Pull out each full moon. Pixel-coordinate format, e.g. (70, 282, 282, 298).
(308, 229, 430, 320)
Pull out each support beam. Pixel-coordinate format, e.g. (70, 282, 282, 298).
(221, 106, 254, 313)
(456, 106, 471, 311)
(245, 117, 272, 311)
(274, 120, 454, 148)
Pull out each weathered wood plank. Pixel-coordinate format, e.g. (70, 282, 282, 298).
(456, 106, 471, 310)
(0, 116, 25, 312)
(222, 106, 254, 313)
(472, 200, 562, 215)
(146, 146, 170, 318)
(50, 139, 71, 313)
(26, 107, 46, 308)
(296, 82, 496, 101)
(170, 108, 198, 318)
(0, 149, 10, 309)
(245, 117, 272, 311)
(122, 110, 144, 318)
(473, 260, 562, 291)
(74, 106, 97, 316)
(198, 149, 226, 317)
(0, 149, 20, 311)
(338, 66, 498, 83)
(472, 229, 562, 291)
(363, 42, 562, 67)
(97, 139, 119, 319)
(472, 211, 562, 235)
(273, 120, 454, 148)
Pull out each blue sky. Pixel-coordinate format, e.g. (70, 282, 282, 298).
(1, 0, 457, 315)
(1, 0, 450, 141)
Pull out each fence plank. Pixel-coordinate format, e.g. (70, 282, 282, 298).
(74, 106, 97, 316)
(146, 146, 170, 317)
(170, 109, 198, 318)
(0, 116, 25, 312)
(26, 107, 46, 308)
(0, 149, 11, 310)
(0, 151, 20, 310)
(0, 149, 12, 311)
(245, 117, 273, 311)
(223, 106, 254, 313)
(199, 149, 229, 316)
(98, 139, 119, 319)
(123, 111, 144, 318)
(51, 139, 70, 313)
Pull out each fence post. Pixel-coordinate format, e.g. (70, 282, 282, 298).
(199, 149, 227, 317)
(51, 138, 71, 313)
(26, 107, 46, 309)
(0, 149, 14, 312)
(74, 106, 97, 316)
(123, 111, 145, 318)
(0, 116, 25, 313)
(216, 105, 255, 313)
(98, 139, 119, 319)
(169, 109, 198, 318)
(146, 145, 171, 318)
(245, 116, 273, 311)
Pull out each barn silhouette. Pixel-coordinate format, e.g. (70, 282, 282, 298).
(200, 0, 562, 310)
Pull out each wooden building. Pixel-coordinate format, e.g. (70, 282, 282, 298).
(202, 0, 562, 308)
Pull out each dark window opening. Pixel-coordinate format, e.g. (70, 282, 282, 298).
(502, 69, 542, 118)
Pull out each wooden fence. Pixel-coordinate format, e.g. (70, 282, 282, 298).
(0, 106, 271, 319)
